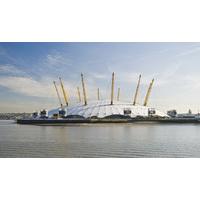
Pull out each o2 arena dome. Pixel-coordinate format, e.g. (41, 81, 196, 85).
(49, 100, 167, 119)
(47, 73, 168, 119)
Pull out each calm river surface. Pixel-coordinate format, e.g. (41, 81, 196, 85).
(1, 120, 200, 157)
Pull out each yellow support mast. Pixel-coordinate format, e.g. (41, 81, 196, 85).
(110, 72, 115, 105)
(77, 86, 81, 102)
(133, 74, 141, 105)
(143, 78, 154, 106)
(59, 77, 68, 106)
(97, 88, 100, 100)
(81, 73, 87, 106)
(53, 81, 63, 108)
(117, 87, 120, 101)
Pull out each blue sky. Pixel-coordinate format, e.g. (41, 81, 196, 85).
(0, 42, 200, 113)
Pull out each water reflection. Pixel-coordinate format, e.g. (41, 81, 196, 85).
(1, 121, 200, 157)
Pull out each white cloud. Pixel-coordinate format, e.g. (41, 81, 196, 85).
(0, 64, 27, 76)
(45, 52, 72, 67)
(1, 50, 200, 113)
(89, 72, 109, 79)
(0, 76, 56, 98)
(0, 74, 85, 105)
(0, 64, 59, 99)
(0, 64, 78, 100)
(176, 45, 200, 57)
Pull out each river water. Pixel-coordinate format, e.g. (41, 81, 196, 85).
(1, 120, 200, 157)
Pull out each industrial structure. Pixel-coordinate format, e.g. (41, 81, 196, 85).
(18, 72, 200, 125)
(47, 72, 168, 119)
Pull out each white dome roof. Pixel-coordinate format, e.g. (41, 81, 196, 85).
(49, 100, 168, 118)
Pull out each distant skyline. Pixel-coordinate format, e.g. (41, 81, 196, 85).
(0, 42, 200, 113)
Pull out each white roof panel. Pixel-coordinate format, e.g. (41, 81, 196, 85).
(48, 100, 168, 118)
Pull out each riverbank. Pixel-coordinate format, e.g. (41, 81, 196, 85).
(16, 116, 200, 125)
(0, 113, 31, 120)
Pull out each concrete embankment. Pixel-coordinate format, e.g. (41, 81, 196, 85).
(16, 117, 200, 125)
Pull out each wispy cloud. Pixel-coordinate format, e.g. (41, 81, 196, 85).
(45, 52, 72, 67)
(2, 43, 200, 112)
(0, 76, 56, 98)
(0, 64, 58, 98)
(0, 66, 83, 102)
(0, 64, 27, 76)
(35, 51, 75, 78)
(176, 45, 200, 57)
(88, 72, 109, 80)
(0, 46, 24, 65)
